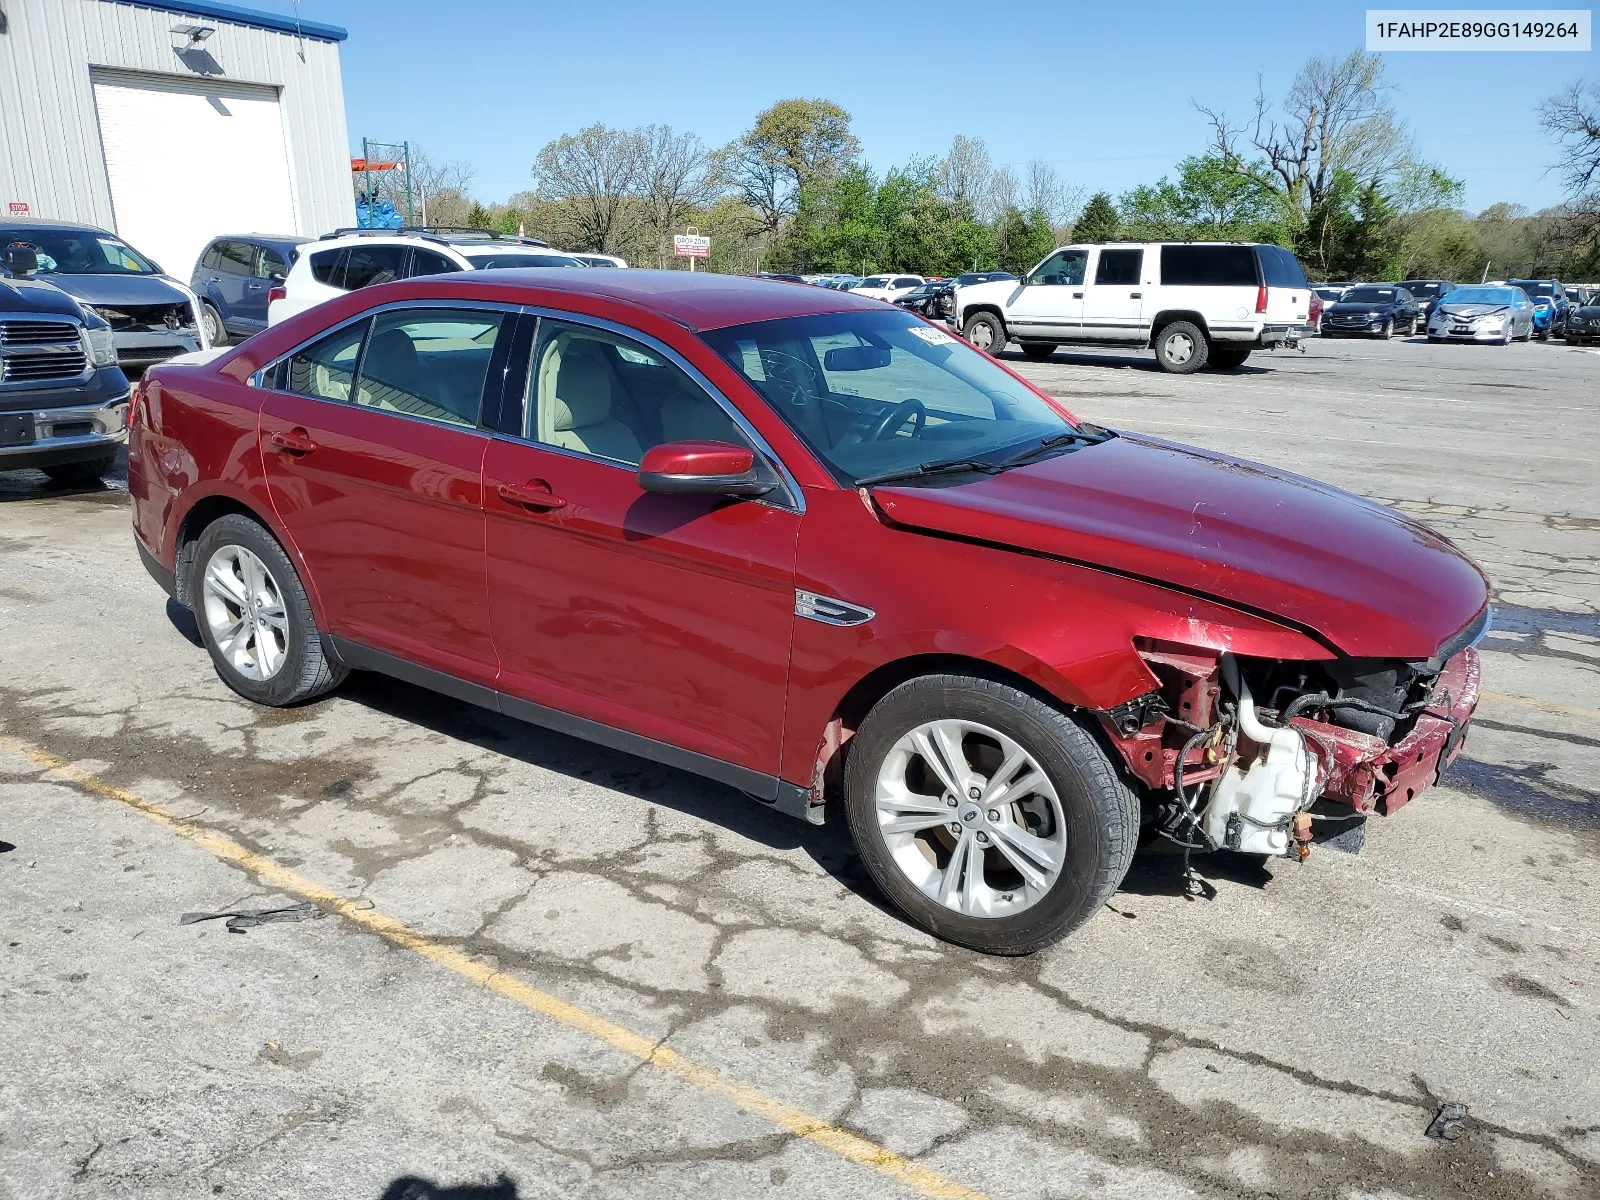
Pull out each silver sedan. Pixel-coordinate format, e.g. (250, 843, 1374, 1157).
(1427, 285, 1535, 344)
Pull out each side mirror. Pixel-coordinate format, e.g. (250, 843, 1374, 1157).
(3, 244, 38, 275)
(638, 440, 773, 497)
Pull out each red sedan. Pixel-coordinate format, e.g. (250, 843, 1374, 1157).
(128, 271, 1487, 954)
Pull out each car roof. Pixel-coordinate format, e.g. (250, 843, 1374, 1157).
(0, 218, 110, 232)
(420, 268, 882, 331)
(209, 233, 308, 245)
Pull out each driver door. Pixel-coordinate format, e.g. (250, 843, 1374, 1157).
(1004, 248, 1088, 340)
(482, 316, 802, 779)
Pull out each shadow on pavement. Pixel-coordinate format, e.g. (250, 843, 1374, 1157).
(379, 1177, 520, 1200)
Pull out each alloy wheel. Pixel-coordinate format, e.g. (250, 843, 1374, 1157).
(201, 544, 290, 681)
(874, 719, 1066, 918)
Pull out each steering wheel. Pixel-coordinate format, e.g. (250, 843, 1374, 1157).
(868, 398, 926, 441)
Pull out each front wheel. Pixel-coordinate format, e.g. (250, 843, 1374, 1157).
(843, 674, 1139, 955)
(1153, 321, 1208, 373)
(1019, 342, 1057, 360)
(1378, 318, 1393, 339)
(190, 513, 347, 707)
(200, 302, 229, 347)
(962, 311, 1007, 355)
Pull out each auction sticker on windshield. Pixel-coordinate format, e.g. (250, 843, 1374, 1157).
(908, 325, 956, 345)
(1368, 9, 1590, 50)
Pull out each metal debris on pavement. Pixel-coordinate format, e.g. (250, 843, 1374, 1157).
(1425, 1101, 1468, 1140)
(179, 901, 324, 934)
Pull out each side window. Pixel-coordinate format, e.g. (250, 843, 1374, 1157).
(356, 308, 504, 428)
(277, 320, 369, 402)
(527, 320, 743, 467)
(258, 246, 288, 280)
(201, 243, 223, 271)
(1030, 249, 1088, 286)
(408, 249, 458, 277)
(893, 277, 921, 289)
(310, 248, 345, 286)
(1094, 248, 1143, 285)
(341, 244, 407, 290)
(1161, 245, 1258, 286)
(216, 240, 255, 275)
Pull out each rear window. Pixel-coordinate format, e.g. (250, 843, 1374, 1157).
(1400, 281, 1443, 298)
(1258, 244, 1309, 288)
(1160, 245, 1258, 286)
(310, 248, 345, 286)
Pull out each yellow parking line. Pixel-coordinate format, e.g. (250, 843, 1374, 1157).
(1, 734, 985, 1200)
(1478, 690, 1600, 722)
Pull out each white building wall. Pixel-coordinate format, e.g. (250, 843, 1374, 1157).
(0, 0, 353, 238)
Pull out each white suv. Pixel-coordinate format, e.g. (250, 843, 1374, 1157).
(851, 274, 925, 303)
(952, 242, 1315, 373)
(268, 229, 586, 325)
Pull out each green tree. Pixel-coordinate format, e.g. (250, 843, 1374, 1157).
(1073, 192, 1120, 242)
(993, 206, 1055, 276)
(465, 202, 492, 229)
(1118, 155, 1284, 242)
(719, 99, 860, 234)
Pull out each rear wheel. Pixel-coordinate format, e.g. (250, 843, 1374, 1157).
(843, 674, 1139, 955)
(41, 455, 116, 486)
(190, 514, 346, 707)
(1019, 342, 1057, 360)
(1153, 321, 1207, 373)
(1206, 343, 1252, 371)
(963, 311, 1007, 355)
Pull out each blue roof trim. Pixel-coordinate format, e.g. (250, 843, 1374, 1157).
(105, 0, 349, 42)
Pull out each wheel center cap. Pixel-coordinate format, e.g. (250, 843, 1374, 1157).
(961, 807, 981, 824)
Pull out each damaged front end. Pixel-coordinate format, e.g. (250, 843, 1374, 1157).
(1098, 616, 1485, 860)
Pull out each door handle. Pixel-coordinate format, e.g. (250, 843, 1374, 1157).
(1130, 292, 1142, 299)
(498, 480, 566, 510)
(208, 276, 220, 284)
(245, 282, 264, 289)
(1072, 291, 1083, 299)
(268, 428, 316, 455)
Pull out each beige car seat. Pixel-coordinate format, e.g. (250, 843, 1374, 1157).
(536, 335, 643, 464)
(359, 328, 460, 425)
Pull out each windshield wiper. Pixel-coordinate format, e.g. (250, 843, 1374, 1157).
(855, 458, 1008, 487)
(997, 425, 1115, 467)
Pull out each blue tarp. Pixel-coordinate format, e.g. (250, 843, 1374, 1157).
(356, 195, 403, 229)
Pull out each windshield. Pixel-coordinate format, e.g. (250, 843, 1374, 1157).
(1400, 281, 1442, 297)
(1, 227, 158, 275)
(1508, 280, 1554, 297)
(464, 253, 584, 270)
(699, 310, 1078, 486)
(856, 277, 890, 289)
(1446, 287, 1518, 306)
(1343, 287, 1398, 303)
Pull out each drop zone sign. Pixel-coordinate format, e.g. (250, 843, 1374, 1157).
(673, 234, 711, 259)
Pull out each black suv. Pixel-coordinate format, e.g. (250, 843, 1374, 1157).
(1, 243, 132, 484)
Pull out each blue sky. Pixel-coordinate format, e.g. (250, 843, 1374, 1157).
(270, 0, 1592, 212)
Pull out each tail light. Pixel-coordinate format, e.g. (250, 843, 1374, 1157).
(267, 286, 287, 305)
(1255, 285, 1269, 313)
(1308, 292, 1323, 325)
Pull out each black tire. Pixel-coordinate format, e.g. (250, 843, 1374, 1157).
(1018, 342, 1057, 361)
(1378, 318, 1393, 339)
(843, 674, 1139, 955)
(1206, 343, 1252, 370)
(200, 302, 229, 347)
(1153, 320, 1208, 373)
(188, 513, 346, 706)
(962, 311, 1007, 355)
(41, 455, 116, 486)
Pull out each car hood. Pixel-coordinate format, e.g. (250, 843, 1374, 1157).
(1327, 301, 1400, 314)
(44, 273, 192, 308)
(1436, 303, 1509, 317)
(0, 273, 86, 320)
(870, 433, 1488, 660)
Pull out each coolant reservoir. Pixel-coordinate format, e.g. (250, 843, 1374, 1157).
(1202, 671, 1313, 856)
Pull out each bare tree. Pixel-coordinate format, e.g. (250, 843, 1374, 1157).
(534, 124, 645, 252)
(986, 166, 1020, 217)
(388, 147, 476, 226)
(1539, 79, 1600, 231)
(937, 135, 993, 212)
(638, 125, 721, 266)
(1213, 51, 1412, 217)
(1023, 160, 1084, 229)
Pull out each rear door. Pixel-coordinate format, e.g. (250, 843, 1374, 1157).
(1080, 247, 1145, 341)
(237, 244, 288, 332)
(258, 303, 515, 688)
(212, 240, 255, 331)
(1257, 245, 1311, 328)
(1004, 248, 1087, 340)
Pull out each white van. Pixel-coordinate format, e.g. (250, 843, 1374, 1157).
(952, 242, 1316, 372)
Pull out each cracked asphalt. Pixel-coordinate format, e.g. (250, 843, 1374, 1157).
(1, 334, 1596, 1200)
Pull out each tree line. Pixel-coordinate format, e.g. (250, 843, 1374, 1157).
(414, 53, 1600, 283)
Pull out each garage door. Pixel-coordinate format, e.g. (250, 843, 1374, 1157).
(92, 72, 298, 281)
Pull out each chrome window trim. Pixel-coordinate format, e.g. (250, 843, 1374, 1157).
(508, 305, 806, 514)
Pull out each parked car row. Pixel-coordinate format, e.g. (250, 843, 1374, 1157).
(1312, 276, 1584, 344)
